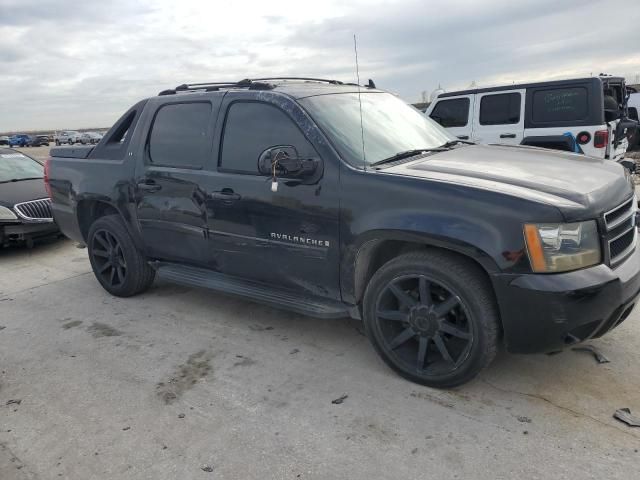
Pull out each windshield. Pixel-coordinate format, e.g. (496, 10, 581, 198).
(299, 92, 454, 167)
(0, 152, 44, 182)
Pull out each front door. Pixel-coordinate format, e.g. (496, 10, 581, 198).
(427, 95, 474, 140)
(471, 89, 525, 145)
(199, 93, 341, 300)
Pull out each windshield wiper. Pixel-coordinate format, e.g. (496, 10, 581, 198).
(439, 139, 476, 149)
(370, 149, 445, 167)
(0, 177, 43, 184)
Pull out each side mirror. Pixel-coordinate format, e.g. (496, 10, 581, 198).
(258, 146, 319, 178)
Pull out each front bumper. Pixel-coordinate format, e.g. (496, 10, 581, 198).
(0, 221, 60, 246)
(492, 246, 640, 353)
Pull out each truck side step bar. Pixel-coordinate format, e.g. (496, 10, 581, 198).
(155, 262, 357, 320)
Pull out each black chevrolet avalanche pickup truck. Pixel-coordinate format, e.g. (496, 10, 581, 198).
(47, 78, 640, 388)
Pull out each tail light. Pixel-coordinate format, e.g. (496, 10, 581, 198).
(594, 130, 609, 148)
(43, 156, 52, 198)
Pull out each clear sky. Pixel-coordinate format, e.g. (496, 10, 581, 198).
(1, 0, 639, 131)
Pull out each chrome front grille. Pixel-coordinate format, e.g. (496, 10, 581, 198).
(604, 197, 637, 267)
(14, 198, 53, 222)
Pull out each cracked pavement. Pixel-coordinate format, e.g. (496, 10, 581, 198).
(1, 239, 639, 479)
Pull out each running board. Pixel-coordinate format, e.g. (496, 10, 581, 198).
(155, 262, 355, 319)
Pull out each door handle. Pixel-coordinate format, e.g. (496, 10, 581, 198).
(457, 135, 470, 140)
(211, 188, 241, 204)
(137, 180, 162, 192)
(500, 133, 517, 139)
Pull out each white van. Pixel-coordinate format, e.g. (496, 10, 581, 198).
(426, 76, 634, 162)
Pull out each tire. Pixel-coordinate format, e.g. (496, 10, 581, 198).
(87, 215, 156, 297)
(55, 140, 60, 146)
(362, 250, 499, 388)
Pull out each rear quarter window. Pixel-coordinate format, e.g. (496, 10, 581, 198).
(429, 98, 470, 127)
(531, 87, 588, 123)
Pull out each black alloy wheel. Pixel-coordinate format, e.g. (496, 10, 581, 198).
(87, 215, 156, 297)
(363, 251, 499, 388)
(374, 274, 474, 376)
(91, 229, 128, 289)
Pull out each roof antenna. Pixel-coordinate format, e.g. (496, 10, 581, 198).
(353, 34, 366, 172)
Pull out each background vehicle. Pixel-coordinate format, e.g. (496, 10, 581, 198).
(79, 131, 103, 145)
(54, 131, 81, 145)
(426, 76, 636, 163)
(47, 78, 639, 388)
(28, 135, 50, 147)
(0, 136, 9, 146)
(0, 148, 59, 247)
(9, 134, 32, 147)
(627, 92, 640, 149)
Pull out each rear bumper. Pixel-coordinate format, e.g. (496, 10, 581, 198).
(0, 221, 59, 246)
(492, 246, 640, 353)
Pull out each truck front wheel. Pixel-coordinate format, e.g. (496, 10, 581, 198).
(362, 250, 499, 388)
(87, 215, 155, 297)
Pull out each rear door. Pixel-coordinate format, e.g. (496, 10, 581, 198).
(471, 90, 525, 145)
(134, 97, 221, 266)
(427, 95, 473, 140)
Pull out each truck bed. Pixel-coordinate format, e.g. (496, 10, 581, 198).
(50, 146, 94, 159)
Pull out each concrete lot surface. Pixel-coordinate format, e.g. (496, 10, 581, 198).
(1, 239, 640, 479)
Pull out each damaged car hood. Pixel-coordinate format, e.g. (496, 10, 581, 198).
(383, 144, 633, 220)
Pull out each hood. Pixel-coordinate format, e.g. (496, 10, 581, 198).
(0, 179, 48, 207)
(384, 144, 633, 220)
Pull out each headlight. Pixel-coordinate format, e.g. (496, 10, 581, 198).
(0, 206, 18, 221)
(524, 221, 601, 273)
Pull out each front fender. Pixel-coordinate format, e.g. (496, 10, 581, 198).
(341, 220, 504, 304)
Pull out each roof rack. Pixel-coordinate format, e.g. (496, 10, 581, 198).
(158, 77, 376, 96)
(253, 77, 376, 88)
(158, 79, 268, 96)
(252, 77, 344, 85)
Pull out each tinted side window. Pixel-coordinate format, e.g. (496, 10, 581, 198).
(149, 102, 212, 169)
(531, 87, 588, 123)
(220, 102, 313, 174)
(429, 98, 469, 127)
(479, 93, 521, 125)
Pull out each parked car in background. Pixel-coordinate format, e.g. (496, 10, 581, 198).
(0, 148, 59, 247)
(0, 136, 9, 145)
(48, 77, 639, 388)
(28, 135, 50, 147)
(9, 134, 32, 147)
(79, 131, 103, 145)
(54, 131, 81, 145)
(426, 76, 636, 165)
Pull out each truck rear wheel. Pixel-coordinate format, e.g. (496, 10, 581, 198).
(87, 215, 155, 297)
(362, 250, 499, 388)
